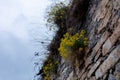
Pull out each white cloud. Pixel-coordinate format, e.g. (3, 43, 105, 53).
(0, 0, 52, 80)
(0, 0, 52, 42)
(0, 0, 22, 26)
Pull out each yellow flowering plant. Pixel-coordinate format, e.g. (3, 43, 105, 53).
(42, 59, 59, 80)
(58, 30, 88, 59)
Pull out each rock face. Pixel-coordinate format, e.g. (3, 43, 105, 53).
(95, 45, 120, 79)
(48, 0, 120, 80)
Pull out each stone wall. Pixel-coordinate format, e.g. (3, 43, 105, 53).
(54, 0, 120, 80)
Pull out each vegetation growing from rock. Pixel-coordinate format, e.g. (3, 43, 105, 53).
(36, 2, 69, 80)
(47, 2, 68, 29)
(36, 0, 90, 79)
(42, 57, 59, 80)
(36, 0, 120, 79)
(58, 30, 88, 60)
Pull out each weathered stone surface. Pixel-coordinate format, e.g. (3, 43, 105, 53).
(103, 74, 107, 80)
(77, 67, 86, 79)
(80, 72, 87, 80)
(85, 31, 110, 67)
(87, 58, 102, 78)
(95, 45, 120, 79)
(56, 61, 73, 80)
(62, 67, 71, 80)
(94, 31, 110, 53)
(85, 78, 88, 80)
(93, 0, 109, 22)
(108, 74, 116, 80)
(85, 50, 95, 68)
(115, 75, 120, 80)
(115, 63, 120, 75)
(114, 63, 120, 80)
(109, 12, 119, 30)
(96, 0, 112, 33)
(88, 27, 97, 49)
(67, 71, 74, 80)
(89, 76, 96, 80)
(102, 26, 120, 56)
(94, 49, 101, 62)
(112, 0, 120, 10)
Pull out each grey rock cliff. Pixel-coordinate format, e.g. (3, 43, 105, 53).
(51, 0, 120, 80)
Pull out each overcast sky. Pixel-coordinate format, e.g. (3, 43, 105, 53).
(0, 0, 70, 80)
(0, 0, 53, 80)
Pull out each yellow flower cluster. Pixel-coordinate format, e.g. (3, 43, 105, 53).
(42, 60, 58, 80)
(58, 30, 88, 59)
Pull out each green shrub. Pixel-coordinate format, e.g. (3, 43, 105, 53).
(58, 30, 88, 60)
(42, 59, 59, 80)
(47, 2, 68, 29)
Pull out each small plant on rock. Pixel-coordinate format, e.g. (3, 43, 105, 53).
(47, 2, 68, 29)
(42, 59, 59, 80)
(58, 30, 88, 60)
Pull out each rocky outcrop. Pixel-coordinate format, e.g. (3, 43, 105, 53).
(52, 0, 120, 80)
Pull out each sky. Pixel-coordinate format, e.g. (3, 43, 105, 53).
(0, 0, 53, 80)
(0, 0, 70, 80)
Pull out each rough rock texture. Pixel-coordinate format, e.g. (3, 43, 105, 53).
(49, 0, 120, 80)
(95, 45, 120, 79)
